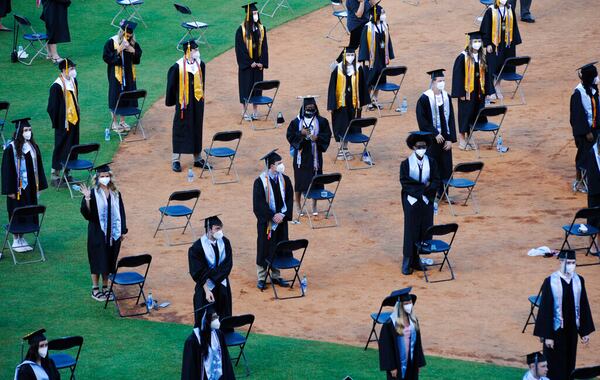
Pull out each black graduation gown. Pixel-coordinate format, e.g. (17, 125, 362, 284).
(378, 320, 426, 380)
(235, 24, 269, 104)
(165, 61, 206, 155)
(570, 87, 600, 169)
(400, 157, 440, 273)
(358, 23, 395, 87)
(252, 174, 293, 267)
(480, 5, 522, 76)
(80, 190, 127, 274)
(533, 275, 595, 380)
(286, 116, 332, 192)
(416, 92, 456, 193)
(327, 66, 369, 142)
(0, 0, 11, 18)
(1, 144, 47, 224)
(47, 79, 80, 171)
(16, 358, 61, 380)
(189, 237, 233, 325)
(40, 0, 71, 44)
(181, 329, 236, 380)
(451, 53, 495, 134)
(585, 149, 600, 227)
(103, 37, 142, 109)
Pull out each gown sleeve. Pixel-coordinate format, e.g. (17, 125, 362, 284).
(283, 176, 294, 221)
(570, 91, 590, 137)
(358, 66, 370, 107)
(414, 329, 427, 368)
(425, 158, 441, 200)
(102, 39, 121, 66)
(80, 191, 94, 221)
(209, 238, 233, 284)
(119, 192, 127, 235)
(253, 177, 275, 223)
(451, 54, 466, 99)
(286, 119, 303, 150)
(378, 321, 398, 372)
(181, 334, 201, 380)
(235, 26, 253, 70)
(388, 34, 395, 61)
(327, 69, 338, 111)
(358, 26, 369, 63)
(132, 41, 142, 65)
(260, 27, 269, 68)
(188, 241, 209, 284)
(533, 278, 555, 339)
(448, 97, 457, 142)
(480, 8, 493, 47)
(578, 276, 596, 337)
(400, 160, 425, 199)
(165, 64, 179, 107)
(510, 7, 522, 45)
(47, 83, 63, 129)
(416, 95, 437, 136)
(317, 117, 332, 152)
(484, 63, 496, 96)
(34, 145, 48, 191)
(1, 145, 16, 195)
(46, 357, 61, 380)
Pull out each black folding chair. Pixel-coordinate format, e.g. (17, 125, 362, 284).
(571, 365, 600, 380)
(240, 80, 280, 130)
(153, 189, 200, 246)
(334, 117, 377, 170)
(415, 223, 458, 283)
(221, 314, 255, 377)
(559, 207, 600, 266)
(200, 131, 242, 185)
(494, 56, 531, 106)
(325, 0, 349, 42)
(104, 253, 152, 317)
(1, 205, 46, 265)
(109, 89, 147, 142)
(111, 0, 147, 28)
(13, 15, 48, 66)
(56, 143, 100, 198)
(48, 336, 84, 380)
(465, 105, 508, 158)
(298, 173, 342, 229)
(522, 287, 542, 333)
(260, 0, 294, 18)
(441, 162, 484, 216)
(370, 66, 407, 118)
(0, 101, 9, 147)
(174, 3, 210, 50)
(574, 167, 588, 193)
(364, 288, 411, 350)
(263, 239, 309, 300)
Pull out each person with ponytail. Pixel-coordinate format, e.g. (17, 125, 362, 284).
(15, 329, 60, 380)
(378, 289, 426, 380)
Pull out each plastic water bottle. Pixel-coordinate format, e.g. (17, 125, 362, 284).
(187, 168, 194, 182)
(146, 291, 154, 311)
(300, 274, 307, 294)
(496, 135, 503, 152)
(104, 127, 111, 141)
(433, 201, 439, 216)
(400, 97, 408, 114)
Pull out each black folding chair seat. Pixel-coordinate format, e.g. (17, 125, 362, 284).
(465, 105, 507, 158)
(221, 314, 255, 377)
(240, 80, 280, 130)
(264, 239, 309, 300)
(559, 207, 600, 266)
(105, 253, 152, 317)
(370, 66, 407, 117)
(299, 173, 342, 228)
(154, 189, 200, 246)
(441, 162, 484, 216)
(56, 143, 100, 198)
(174, 3, 210, 50)
(326, 1, 349, 42)
(1, 205, 46, 264)
(48, 335, 83, 380)
(201, 130, 242, 184)
(415, 223, 458, 283)
(13, 15, 49, 65)
(335, 117, 377, 170)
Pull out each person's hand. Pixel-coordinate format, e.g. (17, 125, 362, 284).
(443, 141, 452, 151)
(581, 335, 590, 344)
(80, 184, 91, 199)
(545, 339, 554, 349)
(120, 235, 126, 242)
(435, 134, 445, 144)
(459, 97, 466, 101)
(310, 134, 318, 142)
(7, 194, 16, 199)
(126, 45, 135, 53)
(257, 63, 263, 69)
(205, 289, 215, 303)
(273, 213, 284, 224)
(390, 369, 398, 378)
(251, 62, 257, 68)
(586, 132, 594, 142)
(486, 45, 493, 53)
(301, 128, 309, 136)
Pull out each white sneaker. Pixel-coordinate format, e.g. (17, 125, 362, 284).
(362, 152, 373, 165)
(12, 239, 27, 253)
(19, 238, 33, 252)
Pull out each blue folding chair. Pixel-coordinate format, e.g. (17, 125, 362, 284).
(260, 0, 294, 18)
(325, 0, 349, 41)
(299, 173, 342, 229)
(475, 0, 494, 24)
(0, 101, 9, 147)
(109, 89, 147, 142)
(522, 287, 541, 333)
(1, 205, 46, 265)
(153, 189, 200, 246)
(416, 223, 458, 283)
(240, 80, 280, 130)
(264, 239, 309, 300)
(364, 287, 412, 350)
(221, 314, 255, 377)
(13, 15, 48, 66)
(559, 207, 600, 266)
(335, 117, 377, 170)
(56, 143, 100, 198)
(200, 131, 242, 185)
(104, 253, 152, 317)
(441, 162, 484, 216)
(571, 365, 600, 380)
(465, 105, 508, 158)
(111, 0, 147, 28)
(370, 66, 407, 118)
(48, 336, 83, 380)
(495, 56, 531, 106)
(174, 3, 210, 50)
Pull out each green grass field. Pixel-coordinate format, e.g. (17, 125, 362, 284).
(0, 1, 523, 378)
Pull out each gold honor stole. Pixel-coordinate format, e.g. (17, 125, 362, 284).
(491, 6, 514, 47)
(366, 23, 389, 66)
(112, 36, 137, 87)
(241, 23, 265, 60)
(58, 76, 79, 130)
(178, 59, 204, 118)
(335, 65, 359, 109)
(463, 53, 486, 99)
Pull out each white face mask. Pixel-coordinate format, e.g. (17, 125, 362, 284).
(276, 163, 285, 174)
(99, 177, 111, 187)
(38, 346, 48, 359)
(380, 14, 387, 22)
(594, 76, 600, 85)
(472, 42, 482, 51)
(346, 55, 355, 64)
(192, 51, 200, 61)
(415, 148, 427, 158)
(566, 263, 576, 274)
(436, 81, 445, 91)
(253, 13, 259, 23)
(69, 69, 77, 79)
(403, 304, 413, 314)
(213, 230, 224, 240)
(499, 0, 507, 5)
(23, 131, 32, 141)
(210, 319, 221, 330)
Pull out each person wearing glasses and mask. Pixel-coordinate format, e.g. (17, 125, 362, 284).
(15, 329, 60, 380)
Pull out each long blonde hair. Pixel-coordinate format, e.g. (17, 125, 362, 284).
(392, 300, 419, 335)
(93, 171, 119, 193)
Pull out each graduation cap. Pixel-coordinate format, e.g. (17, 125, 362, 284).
(335, 46, 356, 64)
(58, 58, 76, 71)
(406, 131, 433, 149)
(297, 95, 320, 117)
(577, 61, 598, 83)
(390, 287, 417, 305)
(120, 20, 137, 32)
(427, 69, 445, 80)
(557, 249, 576, 260)
(204, 214, 223, 232)
(260, 149, 282, 169)
(23, 328, 47, 346)
(242, 2, 258, 22)
(193, 302, 216, 329)
(466, 31, 483, 40)
(93, 162, 113, 173)
(526, 351, 546, 365)
(181, 39, 198, 51)
(11, 117, 31, 134)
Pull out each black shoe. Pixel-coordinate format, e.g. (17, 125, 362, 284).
(272, 278, 290, 288)
(521, 17, 535, 23)
(194, 159, 212, 170)
(172, 161, 182, 172)
(257, 280, 266, 290)
(402, 269, 414, 276)
(412, 264, 425, 272)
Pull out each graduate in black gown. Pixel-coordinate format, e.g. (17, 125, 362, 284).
(570, 62, 600, 191)
(47, 58, 79, 186)
(235, 2, 269, 120)
(400, 132, 440, 275)
(451, 32, 495, 150)
(1, 118, 47, 254)
(358, 4, 394, 109)
(0, 0, 11, 31)
(533, 250, 595, 380)
(14, 329, 60, 380)
(188, 215, 233, 326)
(379, 288, 426, 380)
(252, 149, 293, 290)
(40, 0, 71, 61)
(103, 20, 142, 133)
(181, 305, 236, 380)
(80, 163, 127, 302)
(416, 69, 456, 202)
(165, 39, 208, 173)
(584, 139, 600, 243)
(522, 352, 549, 380)
(286, 96, 332, 216)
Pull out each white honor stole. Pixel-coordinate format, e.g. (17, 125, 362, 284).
(14, 361, 49, 380)
(259, 171, 287, 232)
(575, 83, 596, 129)
(200, 234, 227, 290)
(94, 188, 122, 243)
(407, 153, 430, 206)
(423, 89, 450, 135)
(550, 271, 582, 330)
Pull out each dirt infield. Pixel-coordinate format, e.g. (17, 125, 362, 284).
(113, 0, 600, 367)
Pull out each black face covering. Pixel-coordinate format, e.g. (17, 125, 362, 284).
(304, 109, 316, 119)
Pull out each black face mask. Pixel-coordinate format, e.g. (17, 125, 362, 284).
(304, 110, 316, 119)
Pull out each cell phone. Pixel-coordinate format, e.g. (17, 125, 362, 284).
(71, 184, 81, 192)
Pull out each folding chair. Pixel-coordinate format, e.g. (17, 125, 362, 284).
(415, 223, 458, 283)
(48, 336, 83, 380)
(574, 167, 588, 193)
(441, 162, 484, 216)
(1, 205, 46, 265)
(559, 207, 600, 266)
(298, 173, 342, 229)
(571, 366, 600, 380)
(173, 3, 210, 50)
(109, 89, 147, 142)
(325, 1, 349, 42)
(104, 253, 152, 317)
(200, 131, 242, 185)
(403, 0, 437, 6)
(260, 0, 294, 18)
(521, 287, 541, 333)
(465, 105, 508, 158)
(263, 239, 309, 300)
(221, 314, 255, 377)
(334, 117, 377, 170)
(475, 0, 494, 24)
(364, 287, 411, 350)
(13, 15, 48, 66)
(240, 80, 280, 130)
(0, 101, 9, 147)
(494, 56, 531, 106)
(370, 66, 407, 118)
(111, 0, 147, 28)
(153, 189, 200, 246)
(56, 143, 100, 199)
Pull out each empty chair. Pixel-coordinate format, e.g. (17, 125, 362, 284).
(56, 143, 100, 198)
(522, 288, 541, 333)
(415, 223, 458, 282)
(441, 162, 484, 216)
(221, 314, 255, 376)
(334, 117, 377, 170)
(1, 205, 46, 265)
(0, 101, 9, 146)
(153, 189, 201, 246)
(48, 336, 84, 380)
(13, 15, 48, 65)
(495, 56, 531, 106)
(559, 207, 600, 266)
(111, 0, 147, 28)
(240, 80, 280, 130)
(365, 288, 412, 350)
(173, 3, 210, 50)
(109, 89, 147, 142)
(104, 253, 152, 317)
(200, 130, 242, 184)
(370, 66, 407, 117)
(298, 173, 342, 229)
(325, 0, 349, 42)
(465, 105, 508, 158)
(260, 0, 294, 18)
(263, 239, 309, 300)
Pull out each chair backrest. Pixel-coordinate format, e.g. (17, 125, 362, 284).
(173, 3, 192, 14)
(117, 89, 147, 102)
(503, 56, 530, 68)
(0, 101, 9, 111)
(69, 143, 101, 156)
(574, 207, 600, 221)
(310, 173, 342, 187)
(479, 105, 507, 118)
(13, 15, 31, 27)
(570, 365, 600, 379)
(116, 253, 152, 269)
(275, 239, 309, 254)
(454, 161, 484, 174)
(253, 80, 280, 92)
(11, 205, 46, 219)
(426, 223, 459, 238)
(48, 336, 84, 351)
(347, 117, 377, 130)
(213, 130, 242, 142)
(168, 189, 201, 202)
(220, 314, 255, 331)
(380, 66, 407, 77)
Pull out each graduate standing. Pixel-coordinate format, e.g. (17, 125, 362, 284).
(40, 0, 71, 62)
(584, 140, 600, 248)
(286, 97, 332, 216)
(14, 329, 60, 380)
(103, 20, 142, 133)
(400, 132, 440, 275)
(47, 58, 80, 186)
(533, 250, 595, 380)
(235, 2, 268, 120)
(188, 215, 233, 325)
(165, 40, 208, 173)
(1, 118, 47, 253)
(523, 352, 549, 380)
(416, 69, 456, 202)
(451, 32, 495, 150)
(0, 0, 11, 31)
(252, 150, 293, 290)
